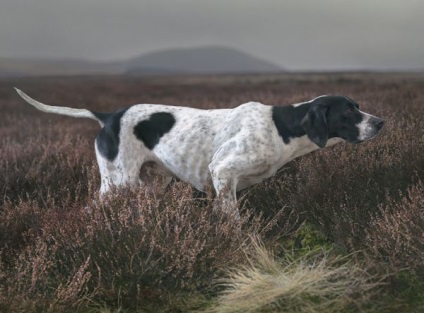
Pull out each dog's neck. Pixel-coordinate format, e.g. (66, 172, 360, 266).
(272, 101, 344, 155)
(272, 101, 312, 144)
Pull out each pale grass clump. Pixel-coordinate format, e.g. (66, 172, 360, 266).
(204, 239, 383, 313)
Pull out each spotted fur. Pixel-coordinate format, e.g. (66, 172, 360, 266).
(15, 88, 384, 217)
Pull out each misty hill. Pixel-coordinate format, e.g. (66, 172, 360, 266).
(126, 46, 282, 75)
(0, 46, 283, 77)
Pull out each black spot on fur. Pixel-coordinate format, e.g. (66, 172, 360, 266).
(134, 112, 176, 150)
(272, 104, 310, 144)
(95, 108, 129, 161)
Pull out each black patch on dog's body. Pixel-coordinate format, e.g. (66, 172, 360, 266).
(134, 112, 176, 150)
(272, 104, 311, 143)
(95, 108, 129, 161)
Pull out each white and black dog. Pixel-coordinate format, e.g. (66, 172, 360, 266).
(15, 88, 383, 216)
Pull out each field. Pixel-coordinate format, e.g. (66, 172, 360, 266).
(1, 72, 424, 312)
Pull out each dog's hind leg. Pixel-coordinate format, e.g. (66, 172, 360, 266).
(139, 161, 173, 192)
(95, 144, 144, 195)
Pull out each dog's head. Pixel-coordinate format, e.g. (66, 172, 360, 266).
(301, 95, 384, 148)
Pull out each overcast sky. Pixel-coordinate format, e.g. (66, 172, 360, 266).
(1, 0, 423, 70)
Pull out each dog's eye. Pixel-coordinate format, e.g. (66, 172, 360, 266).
(345, 107, 354, 114)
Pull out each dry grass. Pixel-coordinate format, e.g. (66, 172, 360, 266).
(203, 239, 384, 313)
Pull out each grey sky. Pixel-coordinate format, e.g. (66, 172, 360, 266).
(1, 0, 423, 70)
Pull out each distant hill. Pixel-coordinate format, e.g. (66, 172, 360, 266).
(0, 46, 283, 77)
(126, 46, 283, 75)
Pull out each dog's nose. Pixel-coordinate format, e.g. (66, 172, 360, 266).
(372, 117, 384, 130)
(374, 117, 384, 130)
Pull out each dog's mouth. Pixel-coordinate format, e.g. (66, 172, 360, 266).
(349, 129, 381, 144)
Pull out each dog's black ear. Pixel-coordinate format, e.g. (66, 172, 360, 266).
(301, 104, 328, 148)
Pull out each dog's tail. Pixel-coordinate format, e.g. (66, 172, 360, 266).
(14, 88, 107, 126)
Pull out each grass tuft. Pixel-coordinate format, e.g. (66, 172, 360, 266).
(204, 238, 384, 313)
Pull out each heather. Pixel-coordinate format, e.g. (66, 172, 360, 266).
(1, 72, 423, 312)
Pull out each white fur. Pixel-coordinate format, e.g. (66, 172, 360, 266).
(14, 88, 103, 125)
(292, 95, 327, 107)
(356, 111, 376, 141)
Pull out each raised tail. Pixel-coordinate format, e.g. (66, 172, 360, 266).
(14, 88, 105, 126)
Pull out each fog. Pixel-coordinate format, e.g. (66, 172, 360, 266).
(1, 0, 423, 70)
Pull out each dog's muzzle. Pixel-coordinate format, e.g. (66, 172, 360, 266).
(357, 116, 384, 142)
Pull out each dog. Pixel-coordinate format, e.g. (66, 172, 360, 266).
(15, 88, 383, 216)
